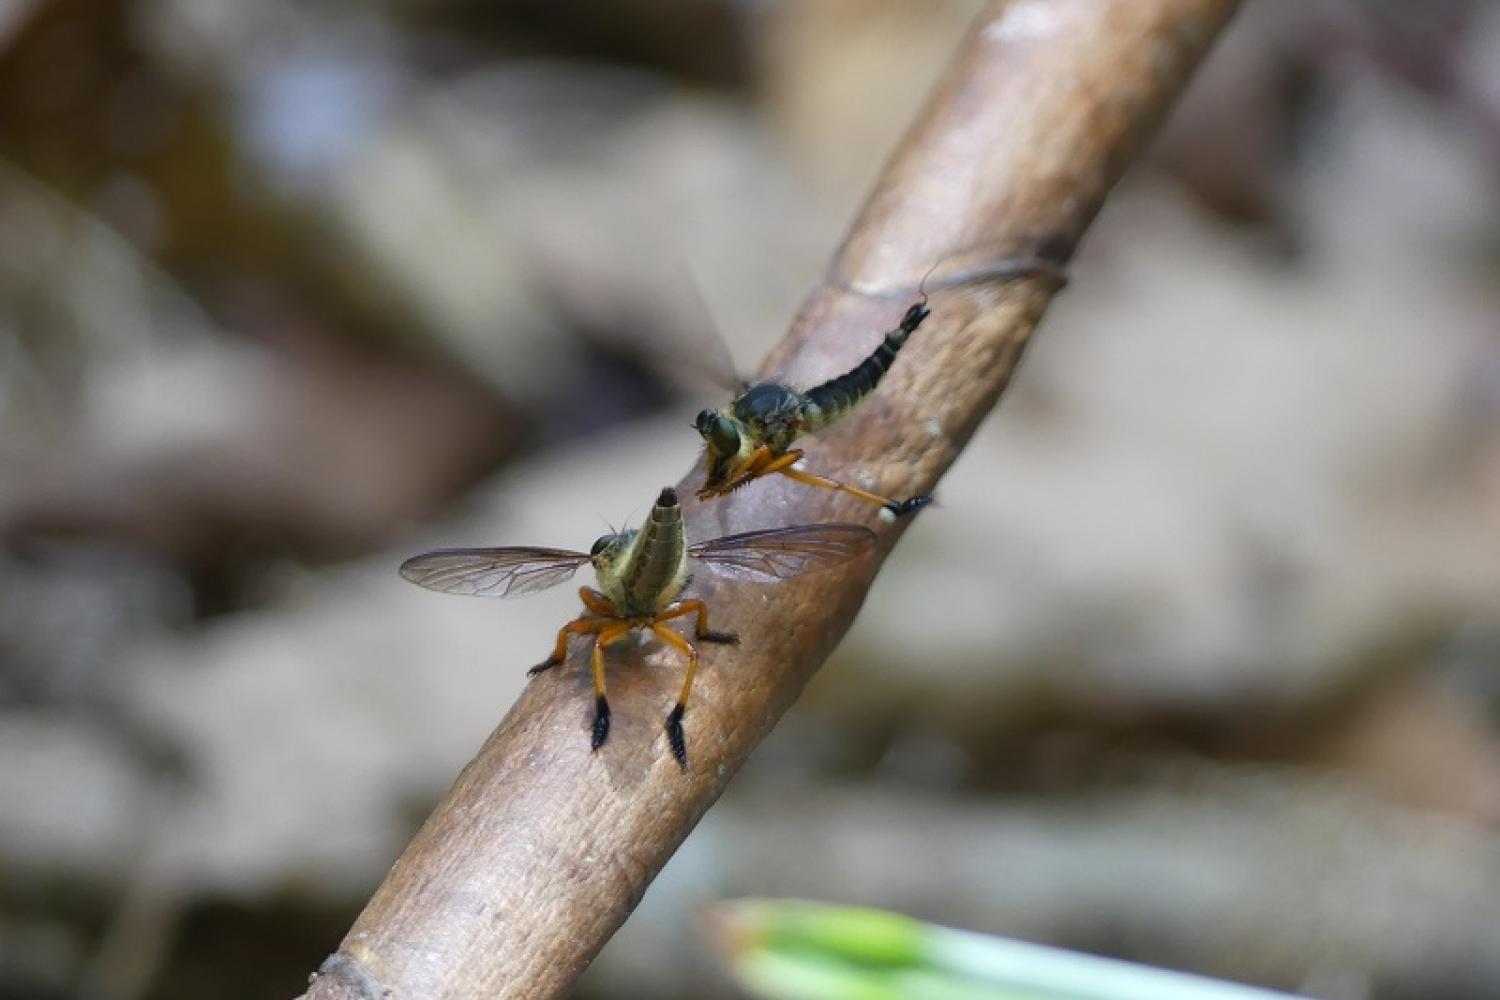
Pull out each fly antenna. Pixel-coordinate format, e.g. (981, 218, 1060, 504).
(916, 259, 942, 309)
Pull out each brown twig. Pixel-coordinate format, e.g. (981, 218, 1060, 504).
(299, 1, 1242, 997)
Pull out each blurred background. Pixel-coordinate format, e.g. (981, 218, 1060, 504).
(2, 1, 1499, 998)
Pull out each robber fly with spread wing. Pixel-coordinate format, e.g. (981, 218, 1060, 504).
(400, 487, 874, 768)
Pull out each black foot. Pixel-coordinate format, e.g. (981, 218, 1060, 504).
(665, 704, 688, 770)
(698, 630, 739, 646)
(527, 656, 560, 677)
(882, 495, 933, 520)
(591, 696, 611, 751)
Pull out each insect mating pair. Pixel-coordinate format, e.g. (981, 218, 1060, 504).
(401, 291, 940, 768)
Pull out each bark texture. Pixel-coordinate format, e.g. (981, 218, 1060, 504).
(300, 1, 1243, 996)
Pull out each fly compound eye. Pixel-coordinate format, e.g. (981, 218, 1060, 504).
(693, 409, 717, 436)
(708, 415, 740, 455)
(589, 535, 611, 557)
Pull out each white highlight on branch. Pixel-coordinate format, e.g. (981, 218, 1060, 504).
(984, 0, 1062, 43)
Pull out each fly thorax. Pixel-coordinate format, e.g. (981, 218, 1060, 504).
(733, 382, 804, 452)
(733, 383, 800, 425)
(590, 530, 636, 609)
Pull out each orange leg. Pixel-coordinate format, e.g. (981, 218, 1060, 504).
(529, 614, 612, 676)
(697, 444, 777, 500)
(590, 621, 634, 750)
(774, 463, 932, 519)
(740, 444, 778, 475)
(657, 599, 738, 645)
(703, 445, 931, 518)
(653, 602, 738, 768)
(578, 587, 616, 616)
(650, 624, 700, 769)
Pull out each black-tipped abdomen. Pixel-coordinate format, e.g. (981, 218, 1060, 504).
(617, 488, 689, 615)
(801, 301, 929, 433)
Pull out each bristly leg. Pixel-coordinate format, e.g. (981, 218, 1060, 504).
(589, 623, 629, 752)
(880, 494, 934, 522)
(774, 462, 930, 518)
(591, 695, 612, 750)
(647, 620, 702, 772)
(665, 703, 687, 769)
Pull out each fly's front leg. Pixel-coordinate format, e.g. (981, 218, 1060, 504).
(697, 444, 776, 500)
(530, 611, 612, 676)
(659, 599, 737, 646)
(578, 587, 616, 616)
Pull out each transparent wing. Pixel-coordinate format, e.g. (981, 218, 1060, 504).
(661, 264, 749, 393)
(398, 547, 589, 598)
(689, 524, 876, 583)
(541, 252, 746, 393)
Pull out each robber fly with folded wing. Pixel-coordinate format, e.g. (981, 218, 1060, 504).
(691, 298, 934, 519)
(399, 487, 874, 768)
(690, 255, 1066, 518)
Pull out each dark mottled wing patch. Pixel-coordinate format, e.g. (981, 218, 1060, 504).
(689, 524, 876, 583)
(398, 547, 588, 598)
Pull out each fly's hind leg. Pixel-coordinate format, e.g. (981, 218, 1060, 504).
(653, 601, 739, 768)
(766, 450, 932, 520)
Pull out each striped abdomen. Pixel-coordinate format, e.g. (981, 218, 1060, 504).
(801, 302, 929, 433)
(617, 488, 689, 615)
